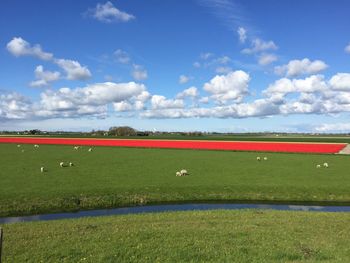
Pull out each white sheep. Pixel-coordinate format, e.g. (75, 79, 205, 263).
(323, 162, 329, 168)
(316, 164, 321, 168)
(256, 157, 261, 161)
(69, 162, 74, 167)
(34, 144, 39, 148)
(17, 144, 21, 147)
(88, 148, 93, 152)
(74, 146, 79, 150)
(176, 171, 181, 177)
(180, 169, 188, 176)
(263, 157, 268, 161)
(21, 149, 25, 153)
(59, 162, 65, 167)
(40, 167, 45, 173)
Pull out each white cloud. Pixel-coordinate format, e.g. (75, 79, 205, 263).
(264, 75, 327, 96)
(179, 75, 190, 84)
(55, 59, 91, 80)
(38, 81, 145, 118)
(0, 93, 32, 120)
(6, 37, 53, 61)
(113, 101, 133, 112)
(132, 64, 148, 81)
(7, 37, 92, 81)
(258, 53, 278, 66)
(30, 65, 61, 87)
(329, 73, 350, 91)
(151, 95, 184, 110)
(203, 70, 250, 104)
(237, 27, 247, 43)
(314, 123, 350, 132)
(89, 1, 135, 23)
(345, 43, 350, 54)
(114, 49, 130, 64)
(242, 38, 278, 54)
(274, 58, 328, 77)
(176, 87, 199, 99)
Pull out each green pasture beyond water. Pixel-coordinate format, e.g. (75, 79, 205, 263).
(2, 210, 350, 262)
(0, 143, 350, 216)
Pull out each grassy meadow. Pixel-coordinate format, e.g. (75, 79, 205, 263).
(2, 210, 350, 262)
(0, 143, 350, 216)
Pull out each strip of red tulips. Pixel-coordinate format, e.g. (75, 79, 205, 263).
(0, 137, 346, 154)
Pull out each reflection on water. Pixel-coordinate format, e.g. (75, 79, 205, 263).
(1, 203, 349, 224)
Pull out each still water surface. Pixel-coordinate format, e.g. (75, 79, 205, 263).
(1, 203, 350, 224)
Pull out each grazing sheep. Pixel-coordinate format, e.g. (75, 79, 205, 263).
(323, 162, 329, 168)
(316, 164, 321, 168)
(74, 146, 79, 150)
(88, 148, 93, 152)
(17, 144, 21, 147)
(21, 149, 25, 153)
(40, 167, 45, 173)
(59, 162, 65, 167)
(263, 157, 268, 161)
(69, 162, 74, 167)
(180, 169, 188, 176)
(256, 157, 261, 161)
(34, 144, 39, 148)
(176, 171, 181, 177)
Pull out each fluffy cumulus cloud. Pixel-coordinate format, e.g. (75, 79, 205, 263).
(0, 93, 32, 120)
(203, 70, 250, 104)
(88, 1, 135, 23)
(275, 58, 328, 77)
(242, 38, 278, 54)
(176, 87, 199, 99)
(345, 43, 350, 54)
(30, 65, 61, 87)
(264, 75, 328, 96)
(329, 73, 350, 91)
(131, 64, 148, 81)
(150, 95, 184, 110)
(237, 27, 247, 43)
(38, 81, 145, 118)
(258, 53, 278, 66)
(7, 37, 92, 81)
(54, 59, 91, 80)
(6, 37, 53, 61)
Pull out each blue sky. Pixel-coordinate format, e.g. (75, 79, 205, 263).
(1, 0, 350, 132)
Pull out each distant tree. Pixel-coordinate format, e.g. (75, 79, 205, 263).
(109, 126, 137, 136)
(29, 129, 42, 135)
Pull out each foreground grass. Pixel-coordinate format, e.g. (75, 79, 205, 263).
(1, 143, 350, 216)
(2, 210, 350, 262)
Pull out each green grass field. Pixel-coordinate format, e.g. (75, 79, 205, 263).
(2, 210, 350, 262)
(1, 143, 350, 217)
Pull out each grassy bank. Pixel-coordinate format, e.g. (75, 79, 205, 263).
(1, 143, 350, 217)
(2, 210, 350, 262)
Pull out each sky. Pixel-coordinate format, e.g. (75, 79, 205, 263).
(1, 0, 350, 132)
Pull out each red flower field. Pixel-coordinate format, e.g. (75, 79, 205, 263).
(0, 137, 346, 154)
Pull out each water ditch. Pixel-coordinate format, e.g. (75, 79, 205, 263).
(1, 203, 350, 224)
